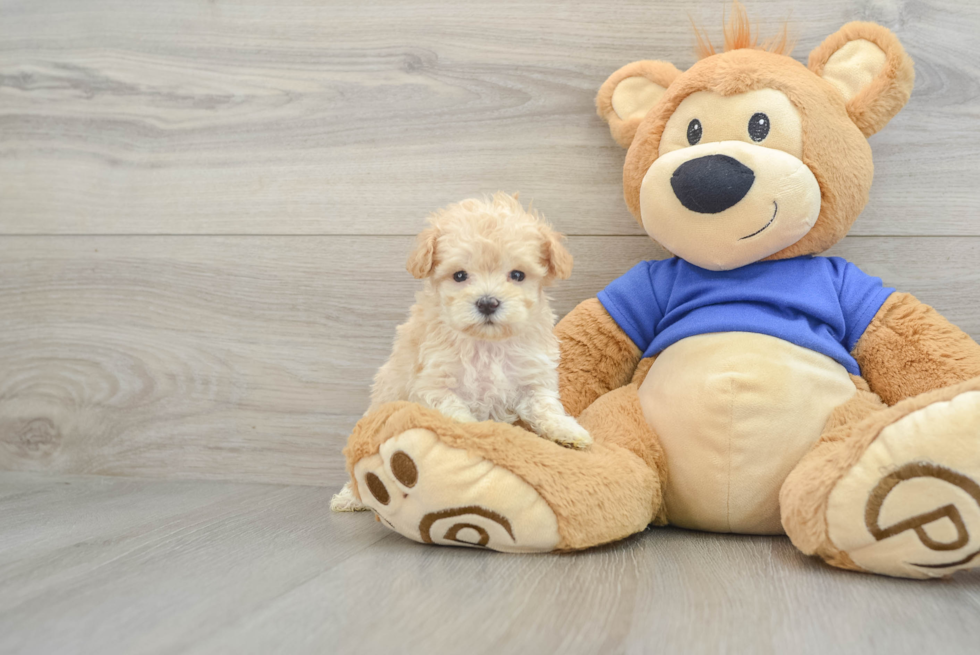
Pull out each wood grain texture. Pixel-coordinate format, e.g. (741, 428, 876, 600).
(2, 4, 979, 648)
(2, 0, 980, 235)
(0, 472, 978, 655)
(2, 0, 980, 485)
(0, 473, 389, 655)
(0, 235, 978, 485)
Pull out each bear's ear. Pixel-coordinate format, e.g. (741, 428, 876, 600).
(596, 60, 682, 148)
(808, 22, 914, 137)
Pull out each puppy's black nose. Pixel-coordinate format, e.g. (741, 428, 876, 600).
(476, 296, 500, 316)
(670, 154, 755, 214)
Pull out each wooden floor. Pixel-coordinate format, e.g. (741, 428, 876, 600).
(0, 472, 977, 655)
(3, 0, 980, 652)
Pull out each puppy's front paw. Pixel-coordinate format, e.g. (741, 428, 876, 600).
(540, 416, 593, 450)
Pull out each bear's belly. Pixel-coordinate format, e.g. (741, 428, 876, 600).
(638, 332, 857, 534)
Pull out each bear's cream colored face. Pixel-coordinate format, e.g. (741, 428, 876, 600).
(640, 88, 821, 271)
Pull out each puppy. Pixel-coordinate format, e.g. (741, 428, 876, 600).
(331, 193, 590, 512)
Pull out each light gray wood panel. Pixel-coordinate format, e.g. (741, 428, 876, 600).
(192, 527, 980, 655)
(0, 473, 390, 655)
(1, 0, 979, 236)
(1, 472, 977, 655)
(0, 235, 978, 485)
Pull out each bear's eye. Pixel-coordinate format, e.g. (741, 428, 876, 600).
(748, 113, 770, 142)
(453, 271, 468, 282)
(509, 270, 525, 282)
(686, 119, 702, 145)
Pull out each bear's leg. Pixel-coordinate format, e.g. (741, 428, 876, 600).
(344, 385, 665, 552)
(781, 376, 980, 578)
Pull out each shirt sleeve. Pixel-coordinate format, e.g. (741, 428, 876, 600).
(596, 261, 663, 352)
(833, 258, 896, 352)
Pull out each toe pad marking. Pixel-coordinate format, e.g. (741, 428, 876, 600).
(365, 472, 390, 505)
(353, 428, 561, 553)
(866, 462, 979, 552)
(390, 450, 418, 488)
(828, 391, 980, 578)
(419, 506, 515, 545)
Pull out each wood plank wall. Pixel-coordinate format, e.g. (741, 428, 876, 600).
(2, 0, 979, 486)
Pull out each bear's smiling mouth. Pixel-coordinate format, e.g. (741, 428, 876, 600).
(739, 202, 778, 240)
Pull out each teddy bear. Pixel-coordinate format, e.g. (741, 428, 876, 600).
(342, 9, 980, 579)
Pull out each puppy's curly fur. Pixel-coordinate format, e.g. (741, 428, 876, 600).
(331, 193, 590, 512)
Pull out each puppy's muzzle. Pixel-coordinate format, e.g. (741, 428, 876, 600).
(476, 296, 501, 316)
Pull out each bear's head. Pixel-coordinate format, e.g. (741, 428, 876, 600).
(596, 8, 914, 271)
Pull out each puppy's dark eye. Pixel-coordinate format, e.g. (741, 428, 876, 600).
(453, 271, 468, 282)
(748, 113, 770, 141)
(509, 270, 525, 282)
(687, 119, 702, 145)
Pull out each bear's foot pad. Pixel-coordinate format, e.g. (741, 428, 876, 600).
(353, 428, 561, 552)
(828, 391, 980, 578)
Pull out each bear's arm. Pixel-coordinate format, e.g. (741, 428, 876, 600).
(853, 292, 980, 405)
(555, 298, 642, 417)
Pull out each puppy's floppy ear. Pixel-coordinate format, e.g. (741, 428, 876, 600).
(596, 60, 682, 148)
(808, 22, 914, 137)
(406, 226, 438, 279)
(540, 226, 573, 280)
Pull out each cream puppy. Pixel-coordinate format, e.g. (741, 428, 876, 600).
(331, 193, 590, 512)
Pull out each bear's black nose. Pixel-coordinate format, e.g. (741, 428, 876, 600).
(476, 296, 500, 316)
(670, 154, 755, 214)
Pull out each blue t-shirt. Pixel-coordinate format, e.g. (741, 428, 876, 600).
(596, 256, 894, 375)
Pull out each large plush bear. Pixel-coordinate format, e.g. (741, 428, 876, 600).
(343, 13, 980, 579)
